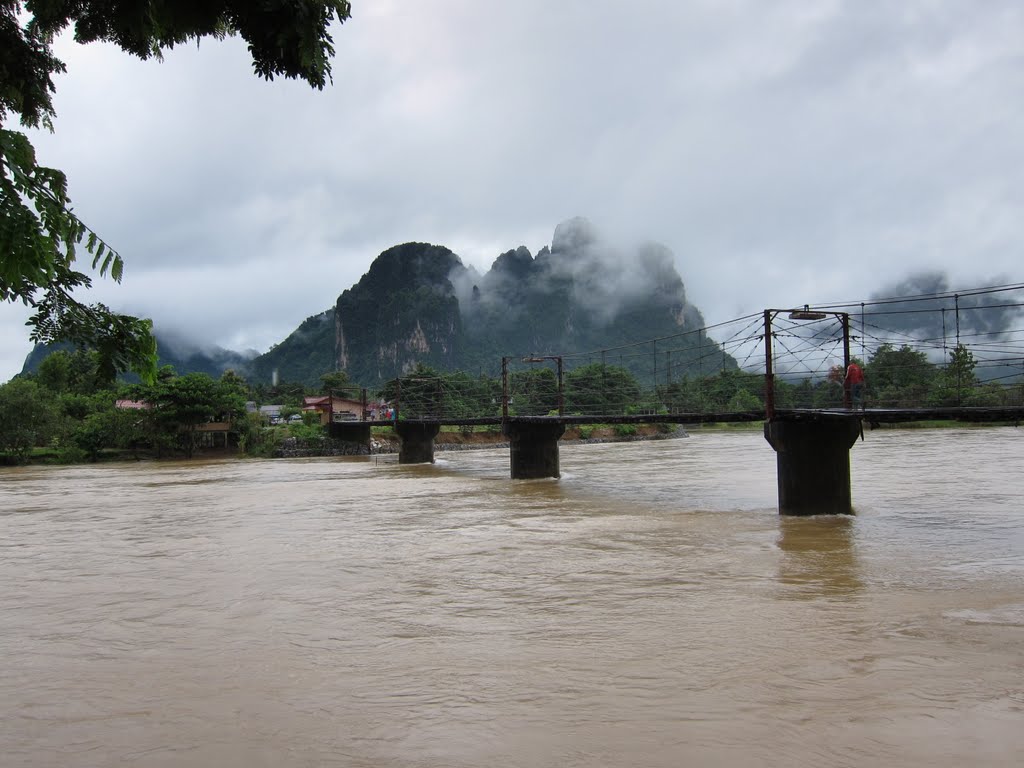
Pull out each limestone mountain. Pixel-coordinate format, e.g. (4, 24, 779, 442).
(251, 218, 735, 386)
(251, 242, 467, 385)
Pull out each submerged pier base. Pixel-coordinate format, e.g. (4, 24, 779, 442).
(764, 416, 861, 516)
(503, 421, 566, 479)
(395, 422, 440, 464)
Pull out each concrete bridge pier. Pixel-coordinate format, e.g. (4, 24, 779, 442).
(327, 422, 372, 453)
(395, 422, 440, 464)
(503, 421, 566, 479)
(764, 417, 861, 515)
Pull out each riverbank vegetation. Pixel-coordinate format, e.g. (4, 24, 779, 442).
(0, 342, 1020, 465)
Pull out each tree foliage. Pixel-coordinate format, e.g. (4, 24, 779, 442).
(865, 344, 935, 408)
(1, 127, 159, 382)
(565, 363, 640, 415)
(2, 1, 353, 130)
(0, 376, 57, 461)
(928, 344, 980, 407)
(320, 370, 353, 395)
(131, 372, 246, 458)
(34, 347, 97, 393)
(1, 0, 352, 385)
(510, 367, 559, 415)
(376, 364, 504, 420)
(71, 405, 144, 461)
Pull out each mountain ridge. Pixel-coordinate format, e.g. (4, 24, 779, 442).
(251, 217, 733, 385)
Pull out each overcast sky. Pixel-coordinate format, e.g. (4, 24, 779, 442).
(3, 0, 1022, 382)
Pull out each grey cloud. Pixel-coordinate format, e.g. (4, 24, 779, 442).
(865, 272, 1023, 349)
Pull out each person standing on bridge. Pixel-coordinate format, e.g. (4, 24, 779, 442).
(845, 361, 865, 409)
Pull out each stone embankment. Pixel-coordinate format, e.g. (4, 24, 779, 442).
(274, 436, 370, 458)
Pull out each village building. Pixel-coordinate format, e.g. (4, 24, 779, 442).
(303, 395, 368, 424)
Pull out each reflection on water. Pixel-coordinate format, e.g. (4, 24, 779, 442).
(777, 516, 862, 597)
(1, 429, 1023, 767)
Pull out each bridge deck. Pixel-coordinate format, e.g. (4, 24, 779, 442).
(358, 405, 1024, 428)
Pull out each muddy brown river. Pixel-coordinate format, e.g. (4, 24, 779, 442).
(2, 428, 1022, 767)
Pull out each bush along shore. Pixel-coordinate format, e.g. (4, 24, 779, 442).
(274, 424, 688, 459)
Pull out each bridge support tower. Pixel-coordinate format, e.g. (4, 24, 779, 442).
(395, 421, 440, 464)
(503, 421, 566, 479)
(327, 422, 372, 453)
(764, 416, 861, 515)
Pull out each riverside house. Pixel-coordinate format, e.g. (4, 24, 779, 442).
(303, 395, 367, 424)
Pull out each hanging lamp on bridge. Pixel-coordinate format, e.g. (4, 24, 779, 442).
(788, 305, 828, 321)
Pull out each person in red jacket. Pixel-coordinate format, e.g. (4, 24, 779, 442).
(844, 362, 865, 409)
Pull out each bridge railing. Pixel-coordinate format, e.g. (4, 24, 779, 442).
(496, 284, 1024, 420)
(376, 360, 1023, 423)
(369, 285, 1024, 422)
(757, 288, 1024, 412)
(377, 373, 502, 421)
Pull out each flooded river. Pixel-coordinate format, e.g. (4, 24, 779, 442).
(1, 427, 1023, 767)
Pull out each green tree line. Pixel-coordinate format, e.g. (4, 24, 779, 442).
(3, 343, 1021, 464)
(0, 350, 248, 463)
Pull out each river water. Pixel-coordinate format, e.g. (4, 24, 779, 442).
(1, 428, 1022, 767)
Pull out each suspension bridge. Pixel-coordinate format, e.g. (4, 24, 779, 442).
(326, 282, 1024, 515)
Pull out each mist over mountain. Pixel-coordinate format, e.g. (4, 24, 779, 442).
(250, 218, 729, 385)
(455, 218, 706, 354)
(20, 331, 258, 381)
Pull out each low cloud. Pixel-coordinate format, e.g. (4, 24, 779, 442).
(865, 272, 1022, 351)
(453, 217, 704, 330)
